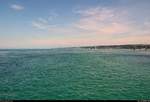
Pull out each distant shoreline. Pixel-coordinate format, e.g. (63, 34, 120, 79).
(0, 44, 150, 50)
(79, 44, 150, 50)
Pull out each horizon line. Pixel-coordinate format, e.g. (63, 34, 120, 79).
(0, 43, 150, 50)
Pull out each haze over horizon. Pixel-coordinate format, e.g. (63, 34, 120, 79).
(1, 0, 150, 48)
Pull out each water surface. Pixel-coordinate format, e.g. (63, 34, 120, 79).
(0, 48, 150, 99)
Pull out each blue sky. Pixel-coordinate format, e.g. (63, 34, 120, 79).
(0, 0, 150, 48)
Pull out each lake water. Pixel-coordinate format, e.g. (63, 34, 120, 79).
(0, 48, 150, 100)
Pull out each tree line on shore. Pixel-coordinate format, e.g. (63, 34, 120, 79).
(80, 44, 150, 50)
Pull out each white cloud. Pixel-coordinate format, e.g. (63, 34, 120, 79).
(74, 7, 131, 35)
(20, 6, 150, 47)
(32, 11, 59, 30)
(37, 18, 48, 24)
(32, 6, 150, 45)
(33, 7, 129, 33)
(10, 4, 24, 11)
(32, 21, 47, 30)
(32, 17, 57, 30)
(48, 11, 58, 21)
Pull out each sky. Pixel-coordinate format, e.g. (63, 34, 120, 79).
(0, 0, 150, 48)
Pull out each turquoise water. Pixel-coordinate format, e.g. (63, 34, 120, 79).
(0, 48, 150, 100)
